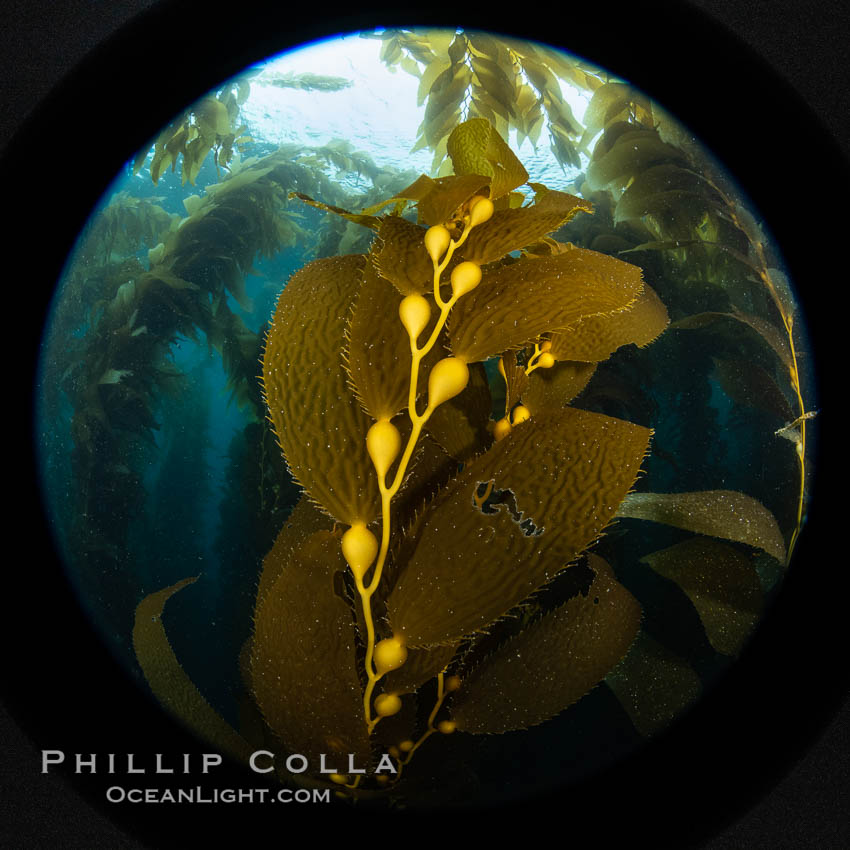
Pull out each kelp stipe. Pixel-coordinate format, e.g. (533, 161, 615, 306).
(255, 118, 655, 787)
(133, 116, 789, 805)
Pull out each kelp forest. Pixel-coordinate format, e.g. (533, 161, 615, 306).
(38, 29, 815, 807)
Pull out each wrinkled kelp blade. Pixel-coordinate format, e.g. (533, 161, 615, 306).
(641, 537, 764, 656)
(522, 360, 597, 414)
(390, 434, 459, 541)
(133, 577, 252, 763)
(549, 283, 669, 362)
(448, 249, 644, 362)
(447, 118, 529, 201)
(605, 629, 702, 737)
(460, 190, 592, 266)
(451, 555, 641, 733)
(387, 407, 651, 646)
(346, 261, 420, 420)
(262, 254, 380, 525)
(251, 530, 372, 769)
(370, 216, 434, 296)
(618, 490, 786, 563)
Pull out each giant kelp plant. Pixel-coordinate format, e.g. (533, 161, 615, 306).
(131, 114, 795, 804)
(41, 29, 812, 806)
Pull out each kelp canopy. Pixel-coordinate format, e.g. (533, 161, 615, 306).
(38, 28, 812, 808)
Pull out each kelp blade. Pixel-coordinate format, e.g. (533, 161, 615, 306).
(387, 407, 651, 646)
(548, 283, 669, 362)
(640, 537, 764, 656)
(447, 118, 529, 201)
(250, 529, 372, 770)
(133, 577, 253, 764)
(617, 490, 787, 563)
(346, 258, 445, 423)
(448, 248, 644, 362)
(346, 260, 418, 420)
(605, 629, 702, 737)
(459, 189, 592, 266)
(521, 360, 597, 414)
(261, 254, 380, 525)
(451, 555, 641, 733)
(255, 496, 334, 607)
(370, 215, 434, 295)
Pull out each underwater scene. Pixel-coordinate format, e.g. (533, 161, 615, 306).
(35, 28, 816, 809)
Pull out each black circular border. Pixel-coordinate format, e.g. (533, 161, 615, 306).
(5, 0, 845, 846)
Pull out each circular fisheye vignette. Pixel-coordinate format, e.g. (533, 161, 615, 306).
(34, 22, 815, 812)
